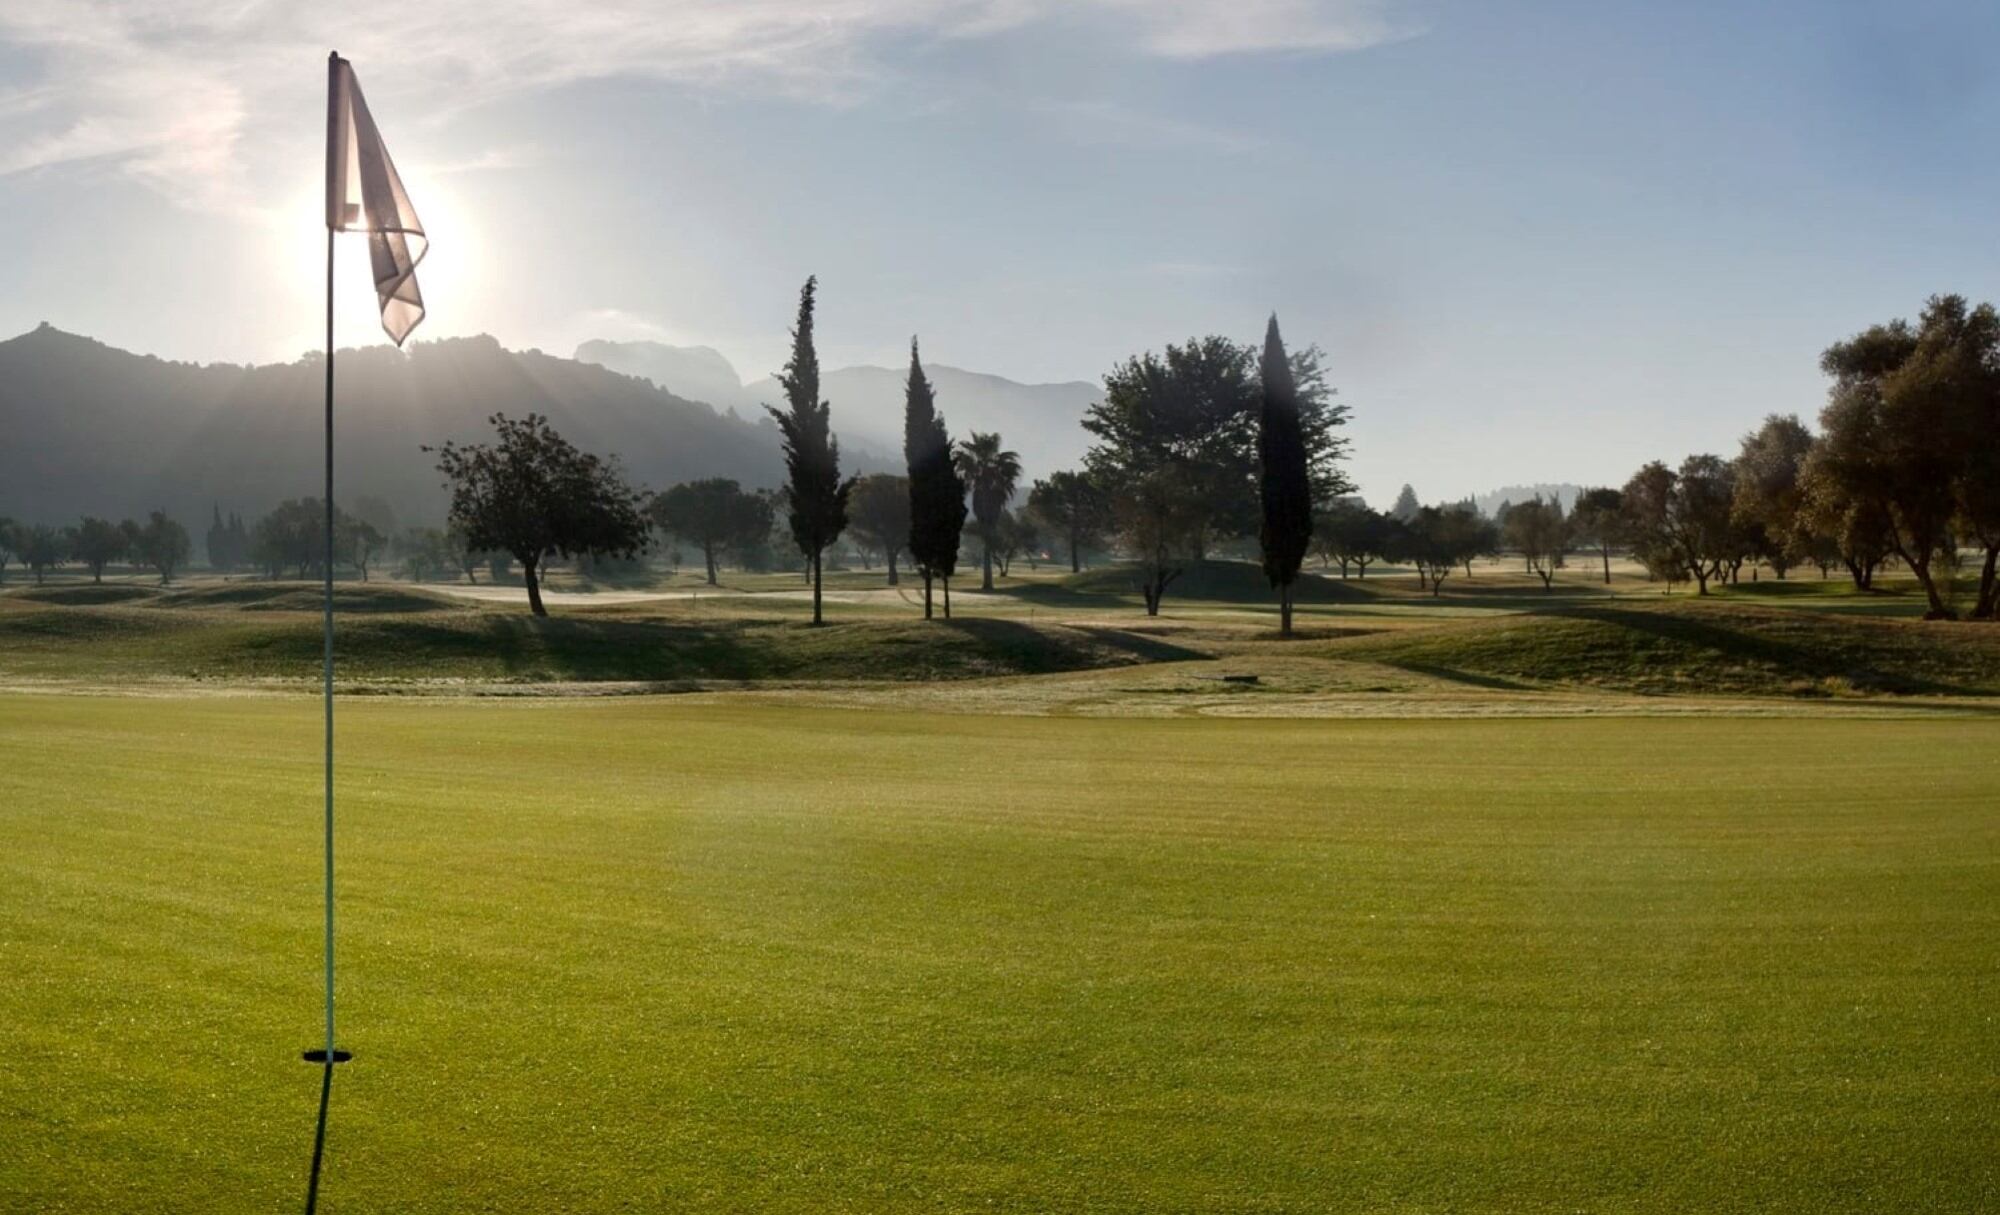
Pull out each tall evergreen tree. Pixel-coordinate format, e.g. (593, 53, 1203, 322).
(904, 337, 967, 618)
(1257, 315, 1313, 636)
(766, 276, 855, 626)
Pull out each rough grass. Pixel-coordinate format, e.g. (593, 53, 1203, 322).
(0, 696, 1994, 1213)
(1328, 600, 2000, 697)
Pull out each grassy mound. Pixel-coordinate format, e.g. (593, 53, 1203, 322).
(3, 583, 161, 606)
(153, 582, 461, 613)
(0, 601, 1206, 684)
(1329, 600, 2000, 697)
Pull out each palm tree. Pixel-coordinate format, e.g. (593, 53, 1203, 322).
(952, 431, 1022, 592)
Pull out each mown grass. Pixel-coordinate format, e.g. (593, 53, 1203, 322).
(0, 696, 1994, 1213)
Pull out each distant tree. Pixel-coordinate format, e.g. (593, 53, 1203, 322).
(205, 506, 235, 573)
(954, 431, 1023, 593)
(905, 338, 967, 619)
(442, 522, 483, 583)
(1312, 499, 1387, 578)
(1730, 415, 1814, 580)
(131, 510, 191, 584)
(19, 524, 68, 585)
(1621, 456, 1736, 595)
(1568, 488, 1625, 584)
(649, 478, 773, 586)
(428, 413, 650, 616)
(1394, 504, 1485, 596)
(1113, 468, 1201, 616)
(397, 527, 450, 582)
(72, 516, 130, 583)
(1027, 471, 1110, 574)
(251, 500, 314, 578)
(1007, 508, 1043, 572)
(847, 473, 912, 586)
(340, 516, 385, 582)
(1501, 495, 1568, 591)
(1256, 316, 1314, 636)
(0, 517, 16, 584)
(1389, 484, 1421, 523)
(765, 277, 855, 626)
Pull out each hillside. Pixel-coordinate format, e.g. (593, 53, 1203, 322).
(0, 325, 810, 533)
(576, 338, 1100, 481)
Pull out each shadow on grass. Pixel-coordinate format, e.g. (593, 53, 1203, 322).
(1546, 604, 1978, 696)
(1393, 662, 1537, 691)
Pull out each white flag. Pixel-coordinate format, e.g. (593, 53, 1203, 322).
(326, 54, 426, 346)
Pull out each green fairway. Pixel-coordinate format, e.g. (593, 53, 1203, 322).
(1, 694, 1994, 1212)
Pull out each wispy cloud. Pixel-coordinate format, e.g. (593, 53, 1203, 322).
(0, 1, 1412, 213)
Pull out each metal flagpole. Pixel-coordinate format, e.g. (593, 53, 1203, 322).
(322, 222, 337, 1068)
(317, 49, 340, 1069)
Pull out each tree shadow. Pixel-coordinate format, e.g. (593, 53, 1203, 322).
(1549, 604, 1976, 695)
(1393, 662, 1535, 691)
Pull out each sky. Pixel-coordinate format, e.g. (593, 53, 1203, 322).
(2, 0, 1997, 505)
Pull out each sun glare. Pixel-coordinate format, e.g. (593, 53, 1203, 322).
(273, 172, 480, 356)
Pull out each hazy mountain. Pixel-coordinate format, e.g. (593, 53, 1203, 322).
(0, 324, 828, 535)
(576, 339, 1101, 482)
(573, 339, 754, 413)
(1473, 483, 1585, 516)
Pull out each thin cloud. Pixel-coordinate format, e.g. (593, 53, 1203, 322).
(0, 1, 1413, 213)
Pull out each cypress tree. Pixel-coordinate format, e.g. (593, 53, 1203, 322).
(903, 337, 967, 619)
(1257, 314, 1313, 637)
(767, 276, 854, 626)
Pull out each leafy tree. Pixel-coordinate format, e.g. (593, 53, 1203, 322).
(1312, 498, 1387, 578)
(1389, 484, 1421, 523)
(428, 412, 649, 616)
(1113, 468, 1202, 616)
(19, 524, 68, 585)
(1256, 316, 1314, 636)
(1811, 296, 1999, 618)
(1501, 495, 1568, 591)
(649, 478, 773, 586)
(1005, 508, 1043, 572)
(1621, 456, 1736, 594)
(131, 510, 191, 584)
(1391, 504, 1486, 596)
(1730, 415, 1814, 580)
(905, 338, 967, 619)
(73, 516, 130, 582)
(251, 499, 329, 579)
(1027, 471, 1110, 573)
(1083, 333, 1350, 560)
(341, 516, 385, 582)
(765, 277, 854, 626)
(0, 517, 16, 584)
(1568, 488, 1625, 584)
(847, 473, 912, 586)
(397, 527, 450, 582)
(954, 431, 1023, 592)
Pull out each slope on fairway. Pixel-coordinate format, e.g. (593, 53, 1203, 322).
(0, 694, 1993, 1213)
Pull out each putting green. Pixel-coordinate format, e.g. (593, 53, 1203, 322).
(0, 694, 1994, 1212)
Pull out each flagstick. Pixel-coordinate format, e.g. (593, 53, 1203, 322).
(322, 222, 338, 1068)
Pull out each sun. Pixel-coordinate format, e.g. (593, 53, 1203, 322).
(272, 171, 483, 355)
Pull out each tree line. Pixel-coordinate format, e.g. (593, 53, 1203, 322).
(0, 512, 191, 586)
(426, 280, 1348, 629)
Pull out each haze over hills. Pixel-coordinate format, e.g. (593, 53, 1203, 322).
(576, 339, 1100, 482)
(0, 324, 853, 533)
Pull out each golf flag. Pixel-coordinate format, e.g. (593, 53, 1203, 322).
(326, 55, 426, 345)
